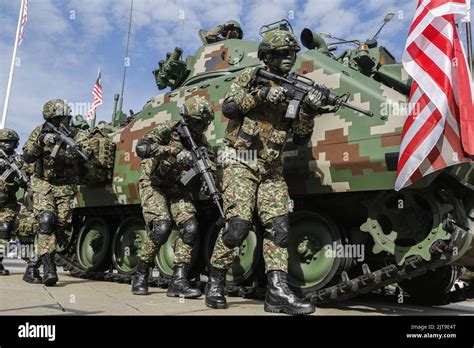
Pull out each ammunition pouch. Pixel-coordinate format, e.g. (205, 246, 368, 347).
(261, 129, 287, 162)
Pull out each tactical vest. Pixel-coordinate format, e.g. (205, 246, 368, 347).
(224, 102, 293, 164)
(0, 154, 20, 203)
(31, 127, 82, 184)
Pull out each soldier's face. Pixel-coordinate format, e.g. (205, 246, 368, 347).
(0, 141, 17, 154)
(226, 28, 241, 39)
(51, 116, 69, 127)
(188, 118, 209, 135)
(268, 50, 296, 74)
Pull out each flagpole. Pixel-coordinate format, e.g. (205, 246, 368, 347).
(91, 112, 96, 129)
(466, 0, 473, 73)
(118, 0, 134, 114)
(1, 0, 25, 129)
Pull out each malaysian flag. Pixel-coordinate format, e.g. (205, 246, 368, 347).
(17, 0, 28, 46)
(87, 69, 103, 120)
(395, 0, 474, 191)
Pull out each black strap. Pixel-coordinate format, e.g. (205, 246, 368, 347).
(238, 129, 254, 142)
(267, 140, 282, 151)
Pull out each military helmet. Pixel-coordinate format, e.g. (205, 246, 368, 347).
(257, 30, 301, 60)
(0, 128, 20, 142)
(42, 99, 72, 120)
(0, 128, 19, 152)
(180, 96, 215, 127)
(223, 20, 243, 39)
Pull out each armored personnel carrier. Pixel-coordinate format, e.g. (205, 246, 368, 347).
(57, 18, 474, 306)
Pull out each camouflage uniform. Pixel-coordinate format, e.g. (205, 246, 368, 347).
(202, 20, 243, 44)
(0, 129, 25, 274)
(24, 127, 87, 255)
(22, 99, 89, 286)
(132, 96, 215, 298)
(205, 27, 321, 314)
(137, 119, 215, 264)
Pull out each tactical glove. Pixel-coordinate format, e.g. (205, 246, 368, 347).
(265, 86, 287, 104)
(0, 158, 8, 169)
(176, 148, 193, 165)
(39, 133, 57, 146)
(304, 87, 328, 110)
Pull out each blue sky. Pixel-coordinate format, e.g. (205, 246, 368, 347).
(0, 0, 421, 144)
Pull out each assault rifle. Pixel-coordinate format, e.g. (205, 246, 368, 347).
(0, 149, 30, 188)
(252, 68, 374, 119)
(175, 120, 225, 219)
(43, 121, 89, 160)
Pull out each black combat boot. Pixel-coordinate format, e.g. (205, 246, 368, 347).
(204, 267, 227, 309)
(264, 270, 315, 315)
(167, 263, 201, 299)
(131, 260, 153, 295)
(23, 259, 42, 284)
(0, 257, 9, 276)
(41, 253, 58, 286)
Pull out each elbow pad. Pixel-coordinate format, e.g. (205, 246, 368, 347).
(136, 139, 152, 158)
(222, 100, 243, 119)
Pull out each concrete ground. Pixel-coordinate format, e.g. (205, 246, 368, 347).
(1, 258, 474, 316)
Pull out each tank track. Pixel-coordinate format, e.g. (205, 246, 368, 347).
(309, 214, 470, 305)
(55, 213, 471, 305)
(55, 246, 168, 287)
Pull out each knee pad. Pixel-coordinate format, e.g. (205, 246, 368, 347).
(0, 222, 12, 240)
(38, 213, 56, 235)
(179, 217, 198, 246)
(148, 219, 172, 245)
(265, 215, 290, 248)
(222, 217, 251, 249)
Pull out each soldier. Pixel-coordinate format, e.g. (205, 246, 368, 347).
(22, 99, 90, 286)
(132, 96, 216, 298)
(0, 128, 25, 276)
(70, 114, 90, 132)
(202, 20, 243, 44)
(205, 28, 328, 315)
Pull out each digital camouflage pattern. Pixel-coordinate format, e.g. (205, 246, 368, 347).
(42, 99, 71, 119)
(75, 29, 472, 210)
(0, 128, 20, 142)
(137, 118, 215, 264)
(258, 29, 301, 58)
(182, 96, 215, 123)
(209, 56, 318, 271)
(210, 152, 291, 271)
(23, 116, 87, 256)
(31, 176, 75, 256)
(202, 20, 243, 44)
(0, 150, 24, 252)
(23, 125, 89, 183)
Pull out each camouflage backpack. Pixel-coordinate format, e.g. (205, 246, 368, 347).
(79, 128, 116, 185)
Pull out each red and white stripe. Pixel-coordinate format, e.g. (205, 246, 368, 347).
(87, 70, 103, 120)
(395, 0, 474, 191)
(17, 0, 28, 46)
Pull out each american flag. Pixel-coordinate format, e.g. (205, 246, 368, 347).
(87, 69, 103, 120)
(17, 0, 28, 46)
(395, 0, 474, 191)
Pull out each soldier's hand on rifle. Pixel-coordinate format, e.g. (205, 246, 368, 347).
(39, 133, 57, 146)
(265, 86, 287, 104)
(0, 158, 8, 169)
(304, 87, 329, 110)
(200, 180, 209, 196)
(176, 148, 193, 165)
